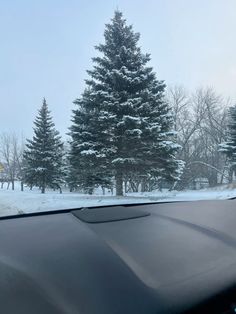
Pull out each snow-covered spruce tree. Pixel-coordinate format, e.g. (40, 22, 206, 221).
(219, 105, 236, 181)
(69, 11, 182, 196)
(23, 99, 64, 193)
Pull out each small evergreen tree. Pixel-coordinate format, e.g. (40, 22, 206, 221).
(69, 11, 182, 195)
(23, 99, 64, 193)
(220, 105, 236, 181)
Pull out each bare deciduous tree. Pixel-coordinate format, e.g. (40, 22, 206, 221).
(0, 133, 25, 190)
(168, 86, 229, 189)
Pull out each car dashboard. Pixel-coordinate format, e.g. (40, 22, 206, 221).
(0, 199, 236, 313)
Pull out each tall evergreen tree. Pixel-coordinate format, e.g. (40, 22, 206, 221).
(220, 105, 236, 180)
(69, 11, 182, 195)
(23, 99, 64, 193)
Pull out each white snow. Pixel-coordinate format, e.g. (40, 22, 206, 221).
(81, 149, 97, 155)
(0, 183, 236, 217)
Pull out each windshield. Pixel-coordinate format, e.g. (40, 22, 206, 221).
(1, 1, 236, 217)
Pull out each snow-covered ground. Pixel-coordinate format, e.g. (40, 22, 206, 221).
(0, 183, 236, 217)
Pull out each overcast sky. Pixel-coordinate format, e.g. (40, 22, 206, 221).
(1, 0, 236, 138)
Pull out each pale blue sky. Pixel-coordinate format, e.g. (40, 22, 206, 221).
(0, 0, 236, 137)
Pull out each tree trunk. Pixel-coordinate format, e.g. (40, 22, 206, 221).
(41, 185, 45, 194)
(141, 179, 147, 192)
(169, 181, 177, 191)
(21, 181, 24, 191)
(11, 180, 14, 190)
(208, 174, 218, 187)
(88, 188, 93, 195)
(115, 172, 123, 196)
(124, 180, 128, 193)
(229, 168, 233, 184)
(130, 180, 139, 192)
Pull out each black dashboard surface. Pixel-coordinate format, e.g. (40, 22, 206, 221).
(1, 199, 236, 313)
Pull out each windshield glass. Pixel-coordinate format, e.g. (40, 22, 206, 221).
(1, 1, 236, 217)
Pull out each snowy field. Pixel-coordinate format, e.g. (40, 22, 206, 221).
(0, 183, 236, 217)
